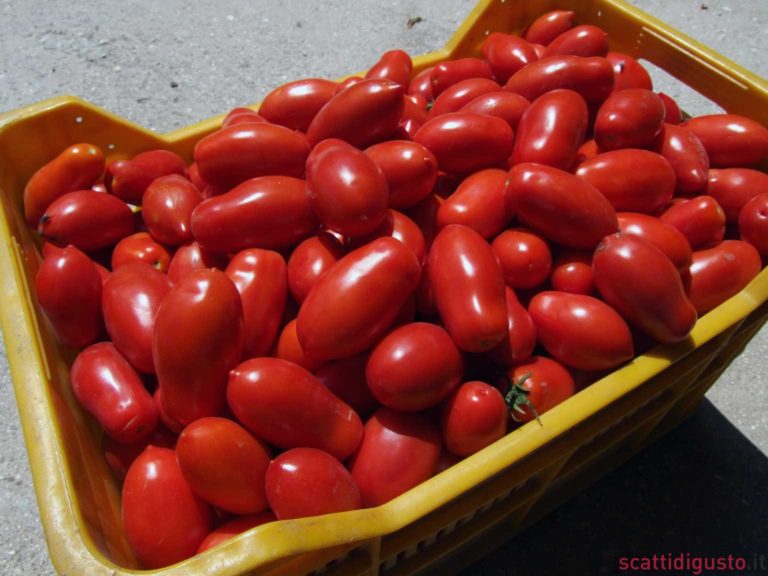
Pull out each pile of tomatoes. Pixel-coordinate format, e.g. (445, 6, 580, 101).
(25, 8, 768, 569)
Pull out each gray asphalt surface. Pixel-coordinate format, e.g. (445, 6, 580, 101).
(0, 1, 766, 575)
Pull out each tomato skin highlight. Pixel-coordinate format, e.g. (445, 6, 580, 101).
(265, 447, 361, 520)
(528, 291, 634, 371)
(592, 233, 697, 343)
(122, 446, 213, 569)
(482, 33, 539, 84)
(71, 342, 158, 443)
(176, 417, 271, 515)
(429, 225, 508, 353)
(297, 237, 421, 360)
(659, 195, 726, 250)
(227, 357, 363, 460)
(543, 25, 609, 58)
(154, 269, 244, 427)
(524, 10, 576, 46)
(441, 381, 508, 457)
(348, 407, 441, 507)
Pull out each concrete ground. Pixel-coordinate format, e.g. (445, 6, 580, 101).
(0, 1, 765, 574)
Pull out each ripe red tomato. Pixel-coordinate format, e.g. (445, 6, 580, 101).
(111, 232, 172, 272)
(414, 112, 514, 175)
(503, 356, 575, 423)
(105, 149, 187, 204)
(35, 246, 103, 348)
(491, 228, 552, 290)
(655, 123, 709, 194)
(39, 189, 135, 251)
(23, 142, 104, 226)
(430, 58, 494, 96)
(227, 357, 363, 460)
(429, 78, 501, 118)
(592, 233, 697, 343)
(706, 168, 768, 222)
(683, 113, 768, 167)
(154, 269, 244, 426)
(176, 417, 271, 514)
(191, 176, 319, 253)
(659, 195, 726, 249)
(364, 140, 438, 211)
(314, 354, 380, 420)
(441, 381, 508, 457)
(225, 249, 287, 358)
(617, 212, 692, 272)
(488, 286, 537, 366)
(658, 92, 682, 124)
(141, 174, 203, 246)
(504, 55, 614, 105)
(366, 322, 463, 411)
(528, 291, 634, 371)
(512, 88, 588, 170)
(543, 24, 609, 58)
(197, 512, 276, 553)
(365, 49, 413, 88)
(194, 123, 310, 190)
(273, 318, 326, 372)
(102, 425, 177, 482)
(429, 225, 507, 352)
(481, 33, 538, 84)
(70, 342, 158, 443)
(459, 91, 530, 131)
(167, 241, 229, 284)
(524, 10, 575, 43)
(408, 66, 434, 101)
(348, 407, 442, 507)
(606, 52, 653, 92)
(347, 209, 427, 265)
(549, 249, 595, 295)
(265, 447, 361, 520)
(306, 139, 389, 237)
(738, 193, 768, 256)
(505, 163, 618, 249)
(687, 240, 762, 314)
(123, 446, 213, 568)
(286, 231, 346, 304)
(221, 107, 267, 128)
(258, 78, 338, 132)
(306, 78, 405, 148)
(594, 89, 666, 150)
(437, 168, 509, 239)
(575, 149, 675, 213)
(102, 262, 172, 374)
(296, 237, 421, 360)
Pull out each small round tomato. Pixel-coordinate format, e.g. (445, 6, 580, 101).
(437, 168, 509, 239)
(524, 10, 575, 46)
(488, 286, 537, 367)
(528, 291, 634, 371)
(176, 417, 271, 515)
(266, 447, 361, 520)
(543, 24, 608, 58)
(550, 249, 595, 295)
(197, 512, 276, 553)
(491, 228, 552, 290)
(141, 174, 203, 246)
(503, 356, 575, 423)
(659, 195, 726, 249)
(366, 322, 463, 412)
(111, 232, 172, 272)
(348, 407, 442, 507)
(738, 193, 768, 256)
(123, 446, 212, 568)
(683, 114, 768, 167)
(441, 381, 508, 457)
(617, 212, 692, 272)
(594, 89, 666, 150)
(481, 33, 538, 84)
(258, 78, 338, 132)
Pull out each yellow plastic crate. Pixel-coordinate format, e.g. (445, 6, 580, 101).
(0, 1, 767, 575)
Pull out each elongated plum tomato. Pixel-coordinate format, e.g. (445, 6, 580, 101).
(430, 57, 494, 97)
(606, 52, 653, 92)
(265, 447, 361, 520)
(70, 342, 158, 443)
(504, 56, 614, 105)
(655, 123, 709, 194)
(592, 233, 697, 343)
(227, 357, 363, 460)
(176, 417, 271, 515)
(258, 78, 338, 132)
(683, 114, 768, 167)
(738, 193, 768, 256)
(428, 224, 507, 353)
(488, 286, 537, 366)
(286, 231, 346, 304)
(306, 78, 405, 148)
(524, 10, 576, 45)
(35, 245, 103, 348)
(441, 381, 508, 457)
(481, 33, 538, 85)
(167, 241, 229, 284)
(193, 123, 310, 190)
(314, 354, 380, 420)
(413, 112, 514, 175)
(543, 24, 609, 58)
(154, 269, 244, 427)
(437, 168, 509, 239)
(364, 140, 438, 211)
(659, 195, 726, 249)
(408, 66, 434, 101)
(593, 89, 666, 150)
(365, 49, 413, 88)
(122, 446, 212, 569)
(102, 262, 172, 374)
(297, 236, 421, 360)
(366, 322, 463, 411)
(528, 291, 634, 371)
(105, 149, 187, 204)
(24, 143, 104, 227)
(617, 213, 692, 272)
(141, 174, 203, 246)
(273, 318, 326, 372)
(459, 91, 531, 131)
(706, 168, 768, 223)
(347, 209, 427, 265)
(191, 175, 319, 253)
(429, 78, 501, 118)
(348, 407, 441, 507)
(505, 163, 618, 250)
(305, 139, 389, 237)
